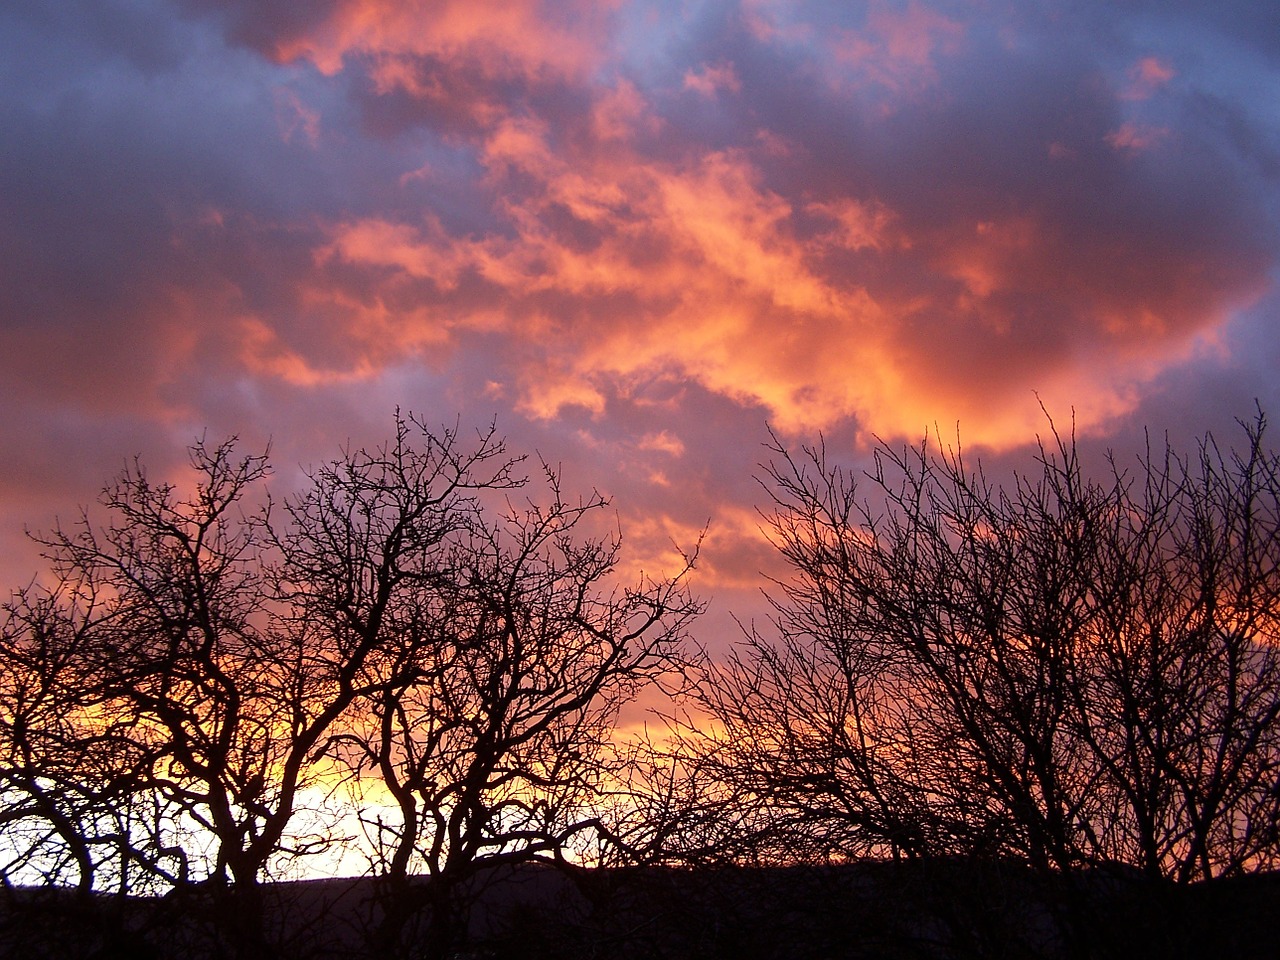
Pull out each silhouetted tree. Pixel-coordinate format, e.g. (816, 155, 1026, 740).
(0, 579, 180, 959)
(684, 410, 1280, 885)
(0, 436, 399, 958)
(317, 461, 701, 959)
(0, 415, 700, 960)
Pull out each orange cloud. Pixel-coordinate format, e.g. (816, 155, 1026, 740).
(236, 316, 381, 387)
(944, 216, 1041, 301)
(592, 79, 658, 141)
(638, 431, 686, 457)
(269, 0, 609, 81)
(808, 197, 898, 252)
(619, 505, 774, 593)
(290, 19, 1262, 454)
(322, 137, 888, 432)
(320, 217, 472, 289)
(315, 106, 1240, 452)
(6, 0, 1278, 635)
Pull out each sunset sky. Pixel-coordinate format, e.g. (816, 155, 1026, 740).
(3, 0, 1279, 637)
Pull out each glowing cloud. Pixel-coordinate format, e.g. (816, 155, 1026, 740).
(2, 0, 1278, 593)
(263, 0, 609, 80)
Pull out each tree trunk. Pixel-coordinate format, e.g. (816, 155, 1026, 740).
(217, 868, 272, 960)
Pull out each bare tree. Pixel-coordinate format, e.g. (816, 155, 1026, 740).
(320, 462, 702, 959)
(0, 414, 701, 960)
(5, 440, 317, 957)
(0, 418, 523, 955)
(684, 411, 1280, 884)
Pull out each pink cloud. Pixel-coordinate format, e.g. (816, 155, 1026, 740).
(833, 0, 964, 95)
(1105, 121, 1170, 152)
(683, 62, 742, 97)
(5, 0, 1278, 613)
(1122, 55, 1175, 100)
(638, 431, 686, 457)
(272, 87, 322, 146)
(266, 0, 610, 80)
(309, 82, 1266, 451)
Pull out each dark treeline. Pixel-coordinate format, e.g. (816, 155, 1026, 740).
(2, 409, 1280, 959)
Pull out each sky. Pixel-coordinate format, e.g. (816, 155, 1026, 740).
(2, 0, 1279, 642)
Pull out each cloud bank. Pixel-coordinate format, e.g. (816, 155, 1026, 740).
(2, 0, 1278, 611)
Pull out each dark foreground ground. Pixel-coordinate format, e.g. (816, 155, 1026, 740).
(4, 859, 1278, 960)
